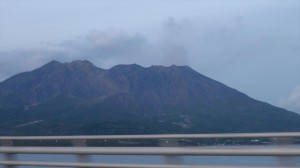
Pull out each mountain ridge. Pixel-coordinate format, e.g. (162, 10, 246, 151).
(0, 60, 299, 135)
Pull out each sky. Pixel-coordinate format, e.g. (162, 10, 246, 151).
(0, 0, 299, 113)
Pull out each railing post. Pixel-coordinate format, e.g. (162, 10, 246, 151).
(165, 155, 182, 164)
(72, 139, 89, 168)
(159, 139, 183, 165)
(1, 140, 15, 168)
(272, 137, 298, 166)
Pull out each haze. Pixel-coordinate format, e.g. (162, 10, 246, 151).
(0, 0, 299, 113)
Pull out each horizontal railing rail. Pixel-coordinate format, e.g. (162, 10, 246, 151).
(1, 132, 300, 168)
(0, 161, 297, 168)
(1, 132, 300, 140)
(0, 146, 300, 156)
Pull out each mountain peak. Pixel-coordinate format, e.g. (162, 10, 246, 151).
(148, 65, 193, 74)
(66, 60, 96, 69)
(150, 64, 191, 69)
(48, 60, 61, 65)
(109, 64, 144, 72)
(43, 60, 62, 67)
(35, 60, 63, 72)
(37, 60, 98, 73)
(111, 63, 144, 68)
(43, 60, 95, 67)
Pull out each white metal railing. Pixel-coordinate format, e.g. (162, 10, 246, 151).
(0, 161, 294, 168)
(0, 146, 300, 156)
(0, 161, 297, 168)
(1, 132, 300, 140)
(0, 132, 300, 168)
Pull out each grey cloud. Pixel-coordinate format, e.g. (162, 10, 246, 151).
(0, 30, 148, 81)
(161, 42, 188, 66)
(0, 11, 299, 113)
(158, 18, 191, 66)
(0, 48, 69, 81)
(279, 85, 300, 113)
(58, 30, 146, 59)
(0, 21, 194, 82)
(0, 0, 299, 110)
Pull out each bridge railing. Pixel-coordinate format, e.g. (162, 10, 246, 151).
(0, 132, 300, 168)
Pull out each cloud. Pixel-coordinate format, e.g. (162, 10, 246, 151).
(0, 29, 149, 81)
(161, 42, 188, 66)
(0, 19, 194, 81)
(159, 17, 190, 66)
(279, 85, 300, 113)
(57, 29, 146, 59)
(0, 49, 59, 81)
(0, 11, 299, 113)
(0, 1, 299, 111)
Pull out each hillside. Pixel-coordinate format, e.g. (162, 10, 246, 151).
(0, 60, 299, 135)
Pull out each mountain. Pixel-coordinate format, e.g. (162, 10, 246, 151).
(0, 60, 299, 135)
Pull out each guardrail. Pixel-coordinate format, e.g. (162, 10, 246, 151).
(0, 132, 300, 168)
(1, 132, 300, 140)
